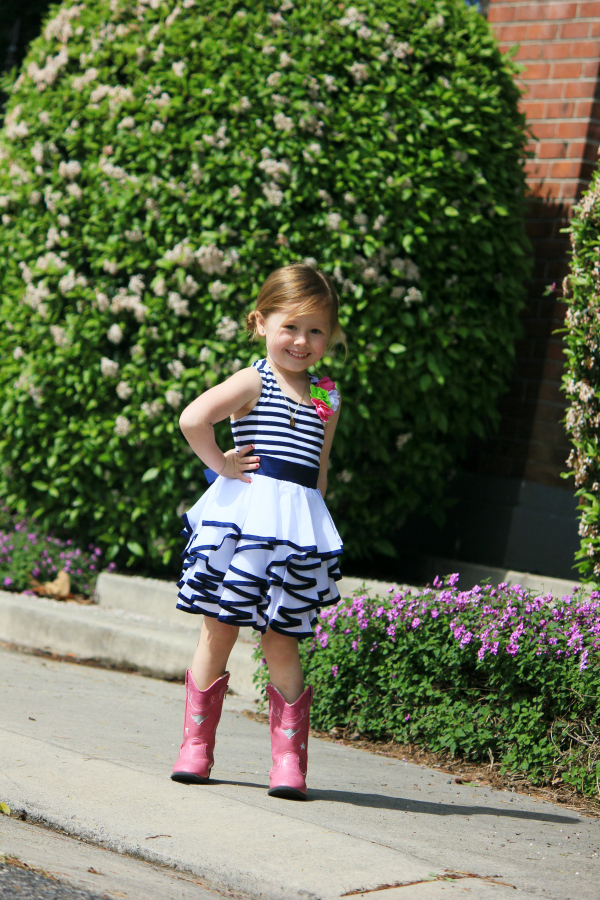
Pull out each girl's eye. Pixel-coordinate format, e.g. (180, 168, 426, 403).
(284, 324, 297, 331)
(310, 329, 322, 335)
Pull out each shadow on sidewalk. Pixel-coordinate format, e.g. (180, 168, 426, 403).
(210, 780, 579, 824)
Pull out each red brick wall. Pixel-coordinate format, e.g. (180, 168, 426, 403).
(474, 1, 600, 486)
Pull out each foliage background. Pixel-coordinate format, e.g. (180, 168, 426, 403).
(562, 173, 600, 582)
(0, 0, 529, 573)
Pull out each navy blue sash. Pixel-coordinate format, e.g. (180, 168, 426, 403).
(204, 454, 319, 489)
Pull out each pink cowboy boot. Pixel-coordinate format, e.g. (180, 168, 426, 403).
(171, 670, 229, 784)
(267, 683, 313, 800)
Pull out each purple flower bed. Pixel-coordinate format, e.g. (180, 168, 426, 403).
(254, 577, 600, 796)
(0, 509, 114, 598)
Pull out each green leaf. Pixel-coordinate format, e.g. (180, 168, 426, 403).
(126, 541, 144, 557)
(141, 467, 160, 483)
(444, 206, 460, 217)
(389, 344, 407, 355)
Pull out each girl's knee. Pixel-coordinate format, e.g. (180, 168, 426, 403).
(261, 628, 299, 661)
(201, 617, 239, 647)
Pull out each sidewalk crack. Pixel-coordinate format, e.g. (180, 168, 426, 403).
(341, 871, 516, 895)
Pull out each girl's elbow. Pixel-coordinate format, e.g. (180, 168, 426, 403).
(179, 408, 196, 434)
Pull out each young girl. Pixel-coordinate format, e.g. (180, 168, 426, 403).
(171, 263, 343, 800)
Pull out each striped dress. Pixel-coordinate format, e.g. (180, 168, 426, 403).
(176, 359, 343, 637)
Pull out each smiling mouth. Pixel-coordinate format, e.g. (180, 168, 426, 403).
(286, 350, 310, 359)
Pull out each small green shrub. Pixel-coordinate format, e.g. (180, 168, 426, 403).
(254, 579, 600, 796)
(563, 175, 600, 581)
(0, 507, 109, 596)
(0, 0, 529, 571)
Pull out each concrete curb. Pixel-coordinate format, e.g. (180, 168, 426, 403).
(424, 556, 586, 596)
(95, 571, 395, 625)
(0, 591, 259, 699)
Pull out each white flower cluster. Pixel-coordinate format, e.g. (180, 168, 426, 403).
(181, 276, 199, 297)
(50, 325, 69, 348)
(58, 160, 82, 180)
(263, 183, 284, 206)
(4, 105, 29, 140)
(110, 287, 147, 321)
(101, 357, 119, 377)
(323, 74, 338, 93)
(27, 47, 69, 91)
(114, 415, 131, 437)
(395, 433, 413, 450)
(273, 112, 294, 132)
(165, 389, 183, 409)
(338, 6, 365, 28)
(72, 67, 98, 92)
(167, 359, 185, 380)
(35, 251, 66, 272)
(116, 381, 133, 400)
(202, 122, 230, 149)
(162, 241, 195, 267)
(303, 142, 321, 162)
(350, 62, 368, 83)
(141, 399, 164, 419)
(118, 116, 136, 130)
(258, 153, 291, 182)
(44, 4, 83, 43)
(13, 347, 24, 360)
(172, 61, 186, 77)
(90, 84, 135, 114)
(125, 228, 144, 242)
(59, 270, 87, 295)
(391, 257, 420, 281)
(326, 212, 342, 231)
(196, 244, 239, 275)
(209, 280, 227, 300)
(108, 324, 123, 344)
(215, 316, 239, 340)
(99, 157, 135, 184)
(404, 287, 423, 306)
(167, 292, 189, 316)
(23, 282, 50, 317)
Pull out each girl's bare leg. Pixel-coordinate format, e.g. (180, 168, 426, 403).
(261, 628, 305, 703)
(191, 616, 239, 690)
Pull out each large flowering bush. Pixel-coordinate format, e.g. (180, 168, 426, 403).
(0, 0, 529, 570)
(563, 173, 600, 581)
(255, 579, 600, 796)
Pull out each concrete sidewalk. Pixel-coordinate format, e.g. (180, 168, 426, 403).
(1, 647, 597, 900)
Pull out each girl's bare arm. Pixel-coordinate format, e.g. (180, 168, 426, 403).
(179, 367, 263, 483)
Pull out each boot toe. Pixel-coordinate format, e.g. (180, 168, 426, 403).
(267, 784, 307, 800)
(171, 770, 210, 785)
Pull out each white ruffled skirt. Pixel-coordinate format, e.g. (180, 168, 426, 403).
(176, 473, 343, 637)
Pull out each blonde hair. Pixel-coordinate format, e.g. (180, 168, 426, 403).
(246, 263, 345, 350)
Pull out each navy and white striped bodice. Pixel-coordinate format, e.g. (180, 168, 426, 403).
(230, 359, 325, 470)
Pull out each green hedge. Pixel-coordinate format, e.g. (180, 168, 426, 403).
(254, 580, 600, 797)
(0, 0, 529, 572)
(563, 174, 600, 580)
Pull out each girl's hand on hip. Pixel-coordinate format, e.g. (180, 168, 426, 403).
(219, 445, 260, 483)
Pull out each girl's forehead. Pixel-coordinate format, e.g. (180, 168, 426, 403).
(271, 305, 331, 325)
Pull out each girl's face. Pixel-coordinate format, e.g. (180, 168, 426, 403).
(256, 305, 331, 373)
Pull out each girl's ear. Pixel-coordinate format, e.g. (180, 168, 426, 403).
(255, 311, 267, 337)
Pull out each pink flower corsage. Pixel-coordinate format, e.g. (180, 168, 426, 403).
(310, 377, 340, 424)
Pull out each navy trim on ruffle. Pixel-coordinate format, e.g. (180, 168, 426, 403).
(176, 513, 342, 637)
